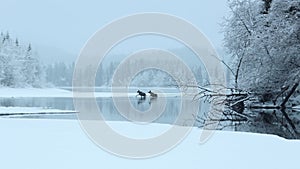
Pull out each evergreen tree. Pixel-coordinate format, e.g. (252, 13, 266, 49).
(0, 31, 44, 87)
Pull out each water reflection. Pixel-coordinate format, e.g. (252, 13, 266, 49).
(96, 97, 187, 124)
(1, 97, 300, 139)
(0, 96, 197, 125)
(0, 97, 74, 110)
(236, 109, 300, 139)
(197, 108, 300, 139)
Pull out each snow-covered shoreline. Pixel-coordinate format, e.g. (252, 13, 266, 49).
(0, 118, 299, 169)
(0, 88, 73, 98)
(0, 87, 182, 98)
(0, 106, 76, 115)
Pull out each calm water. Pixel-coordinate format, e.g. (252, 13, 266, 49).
(0, 96, 203, 126)
(1, 95, 300, 139)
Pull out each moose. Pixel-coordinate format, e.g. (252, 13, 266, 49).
(137, 90, 146, 99)
(148, 90, 158, 98)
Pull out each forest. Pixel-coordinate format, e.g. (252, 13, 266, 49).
(0, 32, 43, 87)
(221, 0, 299, 106)
(0, 33, 204, 87)
(194, 0, 300, 139)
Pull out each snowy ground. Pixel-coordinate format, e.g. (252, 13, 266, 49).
(0, 88, 73, 98)
(0, 107, 76, 115)
(0, 118, 299, 169)
(0, 87, 181, 98)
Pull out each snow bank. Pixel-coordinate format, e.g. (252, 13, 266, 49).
(0, 88, 181, 98)
(0, 88, 72, 98)
(0, 107, 76, 115)
(0, 119, 299, 169)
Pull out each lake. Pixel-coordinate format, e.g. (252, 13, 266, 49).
(0, 95, 204, 126)
(0, 89, 300, 139)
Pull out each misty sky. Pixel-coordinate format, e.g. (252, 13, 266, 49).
(0, 0, 230, 56)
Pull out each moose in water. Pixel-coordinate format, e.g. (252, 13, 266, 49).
(148, 90, 158, 98)
(137, 90, 146, 99)
(136, 90, 158, 99)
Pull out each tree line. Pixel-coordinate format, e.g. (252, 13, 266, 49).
(0, 32, 44, 87)
(223, 0, 299, 103)
(197, 0, 300, 136)
(1, 32, 205, 87)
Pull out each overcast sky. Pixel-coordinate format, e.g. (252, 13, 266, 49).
(0, 0, 230, 55)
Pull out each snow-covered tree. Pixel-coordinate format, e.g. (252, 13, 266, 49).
(223, 0, 300, 96)
(0, 31, 44, 87)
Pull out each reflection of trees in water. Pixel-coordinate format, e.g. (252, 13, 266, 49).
(0, 98, 15, 107)
(237, 109, 300, 139)
(197, 108, 300, 139)
(190, 83, 300, 139)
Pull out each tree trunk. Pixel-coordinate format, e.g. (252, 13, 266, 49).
(281, 83, 299, 108)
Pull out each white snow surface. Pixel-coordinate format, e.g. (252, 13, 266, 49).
(0, 119, 299, 169)
(0, 88, 72, 98)
(0, 107, 76, 114)
(0, 88, 180, 98)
